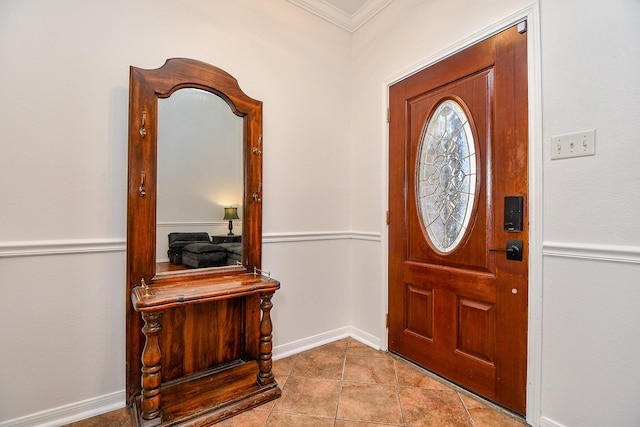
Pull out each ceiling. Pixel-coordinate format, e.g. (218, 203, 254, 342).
(287, 0, 395, 32)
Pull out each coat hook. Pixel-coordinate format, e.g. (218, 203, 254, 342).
(253, 134, 262, 155)
(252, 182, 262, 203)
(139, 112, 147, 138)
(139, 172, 146, 196)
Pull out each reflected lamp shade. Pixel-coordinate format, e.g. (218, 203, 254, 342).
(223, 207, 240, 236)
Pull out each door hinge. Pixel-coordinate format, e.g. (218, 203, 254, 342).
(386, 210, 390, 225)
(385, 313, 389, 328)
(517, 21, 527, 34)
(386, 108, 390, 123)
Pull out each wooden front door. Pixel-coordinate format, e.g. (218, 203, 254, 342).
(388, 24, 528, 414)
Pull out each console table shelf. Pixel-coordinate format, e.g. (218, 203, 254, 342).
(130, 274, 280, 426)
(132, 274, 279, 311)
(129, 360, 280, 426)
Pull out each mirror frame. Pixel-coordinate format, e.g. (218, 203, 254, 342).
(126, 58, 263, 401)
(127, 58, 262, 286)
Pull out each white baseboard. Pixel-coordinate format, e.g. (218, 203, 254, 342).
(0, 390, 124, 427)
(348, 326, 382, 349)
(273, 326, 380, 359)
(273, 327, 350, 360)
(4, 329, 377, 427)
(539, 416, 568, 427)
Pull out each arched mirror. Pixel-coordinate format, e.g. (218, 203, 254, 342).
(126, 57, 263, 286)
(156, 88, 244, 272)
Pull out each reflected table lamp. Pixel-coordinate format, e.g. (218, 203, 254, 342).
(223, 207, 240, 236)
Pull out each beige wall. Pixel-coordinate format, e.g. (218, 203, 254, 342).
(349, 1, 640, 427)
(1, 1, 639, 426)
(0, 0, 353, 423)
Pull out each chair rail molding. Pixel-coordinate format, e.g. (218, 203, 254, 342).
(0, 238, 126, 258)
(263, 230, 380, 243)
(543, 241, 640, 264)
(0, 231, 380, 258)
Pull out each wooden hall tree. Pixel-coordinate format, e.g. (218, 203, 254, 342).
(125, 58, 281, 426)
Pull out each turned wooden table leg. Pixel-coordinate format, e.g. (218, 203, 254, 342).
(141, 311, 162, 423)
(257, 291, 275, 385)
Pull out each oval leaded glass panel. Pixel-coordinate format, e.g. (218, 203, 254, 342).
(416, 99, 476, 253)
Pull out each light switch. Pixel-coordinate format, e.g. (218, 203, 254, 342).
(550, 129, 596, 160)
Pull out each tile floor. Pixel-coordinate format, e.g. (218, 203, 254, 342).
(65, 338, 528, 427)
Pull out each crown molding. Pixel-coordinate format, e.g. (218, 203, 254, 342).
(288, 0, 395, 33)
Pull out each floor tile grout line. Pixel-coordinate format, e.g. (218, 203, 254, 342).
(457, 391, 478, 427)
(393, 358, 407, 427)
(261, 385, 278, 426)
(264, 352, 299, 426)
(332, 344, 349, 426)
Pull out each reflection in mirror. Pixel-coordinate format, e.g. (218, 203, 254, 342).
(156, 88, 243, 272)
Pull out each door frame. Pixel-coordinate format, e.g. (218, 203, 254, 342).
(379, 5, 542, 425)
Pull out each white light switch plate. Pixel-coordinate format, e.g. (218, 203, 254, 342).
(550, 129, 596, 160)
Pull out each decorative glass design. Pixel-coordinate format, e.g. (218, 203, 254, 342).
(416, 99, 476, 253)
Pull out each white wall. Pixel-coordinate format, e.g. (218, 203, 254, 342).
(348, 1, 640, 427)
(539, 1, 640, 426)
(0, 0, 352, 424)
(2, 0, 640, 426)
